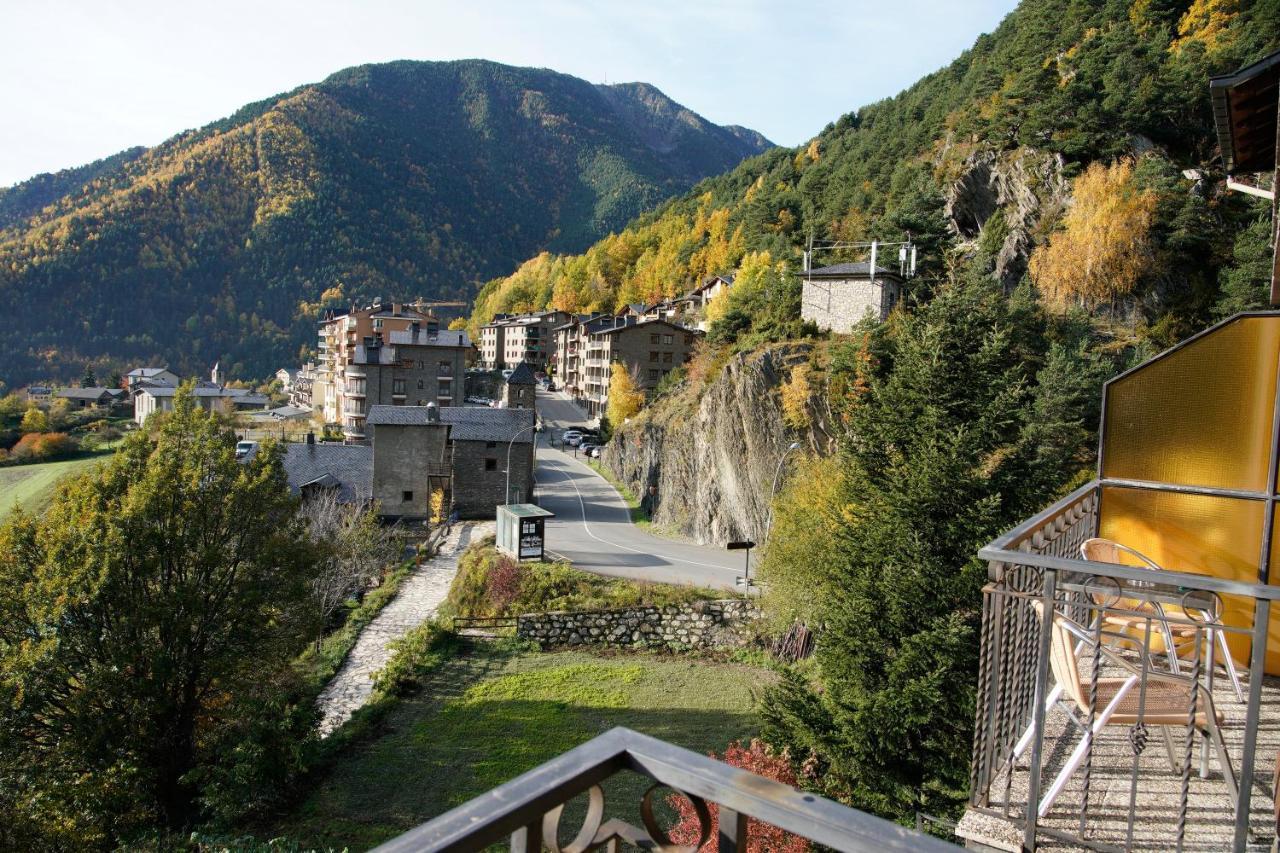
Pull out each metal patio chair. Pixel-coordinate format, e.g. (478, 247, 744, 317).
(1081, 538, 1246, 702)
(1029, 602, 1237, 819)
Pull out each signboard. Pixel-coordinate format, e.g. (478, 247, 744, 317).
(519, 518, 545, 560)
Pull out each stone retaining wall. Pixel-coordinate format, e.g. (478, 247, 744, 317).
(516, 599, 759, 649)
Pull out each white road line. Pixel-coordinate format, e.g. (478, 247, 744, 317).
(535, 456, 738, 573)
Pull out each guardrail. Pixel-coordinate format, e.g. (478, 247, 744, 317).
(371, 727, 957, 852)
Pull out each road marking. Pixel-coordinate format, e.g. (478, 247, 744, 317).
(535, 455, 738, 573)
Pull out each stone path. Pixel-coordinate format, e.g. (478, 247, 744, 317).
(316, 521, 492, 736)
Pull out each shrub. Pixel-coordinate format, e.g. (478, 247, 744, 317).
(373, 621, 457, 695)
(666, 740, 810, 852)
(486, 554, 524, 612)
(9, 431, 76, 461)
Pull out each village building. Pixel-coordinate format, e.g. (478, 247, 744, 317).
(799, 261, 903, 332)
(335, 323, 470, 441)
(557, 317, 700, 418)
(55, 387, 127, 409)
(290, 362, 319, 409)
(125, 367, 180, 391)
(478, 310, 572, 371)
(503, 361, 537, 409)
(134, 383, 269, 424)
(316, 300, 439, 425)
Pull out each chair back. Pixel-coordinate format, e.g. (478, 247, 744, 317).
(1032, 601, 1087, 709)
(1081, 538, 1163, 571)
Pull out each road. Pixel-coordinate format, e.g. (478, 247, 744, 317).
(533, 388, 745, 591)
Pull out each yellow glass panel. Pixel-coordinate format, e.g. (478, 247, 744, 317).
(1102, 316, 1280, 493)
(1099, 486, 1279, 672)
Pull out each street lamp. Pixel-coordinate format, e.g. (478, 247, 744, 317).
(767, 441, 802, 535)
(504, 422, 537, 505)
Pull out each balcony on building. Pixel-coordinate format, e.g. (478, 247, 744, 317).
(960, 313, 1280, 852)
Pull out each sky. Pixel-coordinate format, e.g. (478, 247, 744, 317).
(0, 0, 1019, 187)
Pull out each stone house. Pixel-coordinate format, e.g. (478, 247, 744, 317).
(364, 404, 537, 520)
(133, 383, 268, 424)
(504, 361, 537, 409)
(338, 325, 470, 441)
(125, 367, 180, 391)
(799, 262, 903, 333)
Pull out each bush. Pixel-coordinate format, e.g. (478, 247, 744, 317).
(373, 621, 457, 695)
(8, 431, 76, 462)
(666, 740, 810, 852)
(443, 541, 722, 618)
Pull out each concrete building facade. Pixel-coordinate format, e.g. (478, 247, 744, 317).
(478, 311, 572, 371)
(799, 262, 903, 333)
(572, 318, 700, 418)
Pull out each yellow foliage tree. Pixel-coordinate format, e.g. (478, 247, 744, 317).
(606, 362, 645, 427)
(779, 364, 813, 430)
(1028, 160, 1157, 308)
(20, 406, 49, 434)
(1171, 0, 1240, 55)
(448, 317, 467, 331)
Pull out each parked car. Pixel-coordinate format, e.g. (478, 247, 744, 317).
(587, 446, 602, 458)
(578, 442, 598, 455)
(234, 440, 257, 460)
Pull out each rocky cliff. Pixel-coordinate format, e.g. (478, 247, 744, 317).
(602, 344, 832, 545)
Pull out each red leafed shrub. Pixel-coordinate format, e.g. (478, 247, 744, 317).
(9, 432, 76, 462)
(486, 555, 525, 612)
(666, 740, 811, 852)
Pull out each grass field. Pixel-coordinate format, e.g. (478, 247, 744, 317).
(271, 646, 773, 850)
(0, 455, 109, 519)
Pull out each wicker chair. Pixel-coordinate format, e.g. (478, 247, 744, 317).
(1081, 538, 1244, 703)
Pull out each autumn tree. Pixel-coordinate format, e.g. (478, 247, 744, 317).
(0, 389, 319, 846)
(19, 405, 48, 433)
(1028, 159, 1157, 308)
(606, 362, 645, 427)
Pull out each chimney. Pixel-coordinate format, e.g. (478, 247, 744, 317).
(427, 318, 440, 337)
(306, 431, 315, 445)
(411, 320, 421, 338)
(392, 302, 401, 316)
(426, 402, 440, 423)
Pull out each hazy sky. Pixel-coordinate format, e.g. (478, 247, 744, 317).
(0, 0, 1018, 187)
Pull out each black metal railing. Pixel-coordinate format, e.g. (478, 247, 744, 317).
(969, 480, 1280, 852)
(372, 727, 957, 852)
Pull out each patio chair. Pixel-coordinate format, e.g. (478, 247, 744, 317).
(1081, 538, 1245, 703)
(1031, 602, 1237, 819)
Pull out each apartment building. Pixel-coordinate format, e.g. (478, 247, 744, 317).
(337, 325, 470, 441)
(478, 310, 572, 371)
(563, 317, 701, 418)
(552, 313, 609, 398)
(317, 300, 439, 425)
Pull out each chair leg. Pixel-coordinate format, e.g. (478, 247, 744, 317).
(1038, 677, 1138, 818)
(1014, 684, 1063, 761)
(1162, 726, 1180, 773)
(1205, 717, 1239, 813)
(1215, 628, 1245, 703)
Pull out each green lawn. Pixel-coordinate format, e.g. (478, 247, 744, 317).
(271, 647, 773, 850)
(0, 455, 108, 519)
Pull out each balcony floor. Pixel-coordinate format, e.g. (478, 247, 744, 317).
(958, 672, 1280, 851)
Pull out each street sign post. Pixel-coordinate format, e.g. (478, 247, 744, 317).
(727, 540, 756, 589)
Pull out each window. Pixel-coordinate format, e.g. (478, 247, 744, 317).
(663, 334, 673, 345)
(417, 378, 424, 390)
(485, 458, 497, 471)
(650, 333, 659, 344)
(649, 351, 659, 362)
(663, 351, 673, 363)
(393, 378, 406, 395)
(648, 369, 660, 380)
(402, 490, 413, 502)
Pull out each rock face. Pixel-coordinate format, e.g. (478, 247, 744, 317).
(516, 599, 759, 649)
(602, 343, 829, 545)
(944, 146, 1070, 290)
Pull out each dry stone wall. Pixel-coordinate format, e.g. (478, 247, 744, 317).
(516, 599, 759, 649)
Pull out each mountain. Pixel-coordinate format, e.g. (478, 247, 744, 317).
(0, 60, 772, 385)
(471, 0, 1280, 343)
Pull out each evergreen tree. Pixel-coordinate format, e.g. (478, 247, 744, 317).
(80, 365, 97, 387)
(760, 269, 1103, 821)
(0, 388, 319, 846)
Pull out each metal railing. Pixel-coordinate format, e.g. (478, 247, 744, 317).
(372, 727, 956, 852)
(970, 480, 1280, 851)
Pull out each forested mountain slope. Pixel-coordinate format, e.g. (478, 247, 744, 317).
(0, 60, 771, 384)
(472, 0, 1280, 341)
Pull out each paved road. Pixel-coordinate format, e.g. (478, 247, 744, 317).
(533, 389, 744, 591)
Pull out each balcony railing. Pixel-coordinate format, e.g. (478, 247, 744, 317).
(962, 480, 1280, 852)
(372, 727, 956, 852)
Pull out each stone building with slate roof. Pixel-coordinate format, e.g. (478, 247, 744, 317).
(799, 261, 903, 333)
(504, 361, 537, 409)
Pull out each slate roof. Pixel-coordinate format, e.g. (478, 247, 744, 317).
(250, 404, 312, 420)
(802, 262, 902, 279)
(593, 318, 699, 337)
(386, 328, 471, 348)
(506, 361, 536, 385)
(56, 387, 123, 401)
(366, 405, 535, 443)
(126, 367, 170, 378)
(279, 443, 372, 504)
(136, 385, 258, 399)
